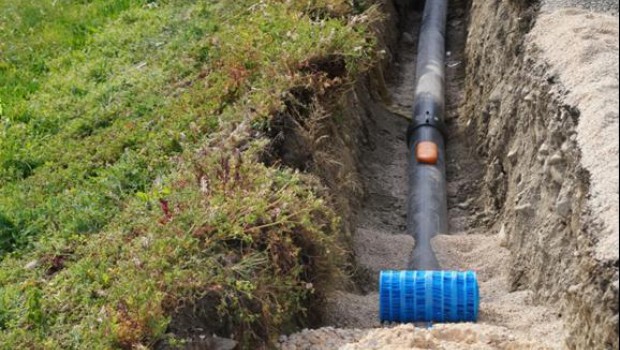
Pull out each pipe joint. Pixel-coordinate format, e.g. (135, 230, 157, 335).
(406, 116, 448, 146)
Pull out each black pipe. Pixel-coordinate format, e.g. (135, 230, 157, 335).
(407, 0, 449, 270)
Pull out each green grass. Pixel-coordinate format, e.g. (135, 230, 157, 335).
(0, 0, 380, 348)
(0, 0, 375, 253)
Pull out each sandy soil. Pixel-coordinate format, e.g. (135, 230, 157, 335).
(529, 8, 619, 262)
(542, 0, 619, 15)
(433, 234, 567, 349)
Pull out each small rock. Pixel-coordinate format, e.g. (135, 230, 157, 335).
(515, 203, 533, 214)
(556, 193, 572, 217)
(457, 198, 474, 210)
(567, 284, 581, 294)
(507, 147, 519, 164)
(561, 140, 572, 153)
(498, 224, 509, 248)
(548, 152, 564, 165)
(489, 89, 502, 104)
(515, 189, 528, 204)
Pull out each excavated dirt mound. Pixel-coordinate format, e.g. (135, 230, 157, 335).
(530, 8, 619, 262)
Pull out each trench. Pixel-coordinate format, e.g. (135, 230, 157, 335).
(279, 1, 576, 349)
(324, 0, 486, 326)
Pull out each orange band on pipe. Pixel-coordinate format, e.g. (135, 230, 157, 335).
(416, 141, 439, 165)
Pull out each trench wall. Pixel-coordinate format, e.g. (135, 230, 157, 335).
(462, 1, 619, 348)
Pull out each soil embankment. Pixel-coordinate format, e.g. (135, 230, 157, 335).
(464, 1, 619, 348)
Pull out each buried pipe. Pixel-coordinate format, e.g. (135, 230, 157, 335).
(407, 0, 449, 271)
(379, 0, 479, 324)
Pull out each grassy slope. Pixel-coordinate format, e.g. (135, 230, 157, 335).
(0, 0, 379, 348)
